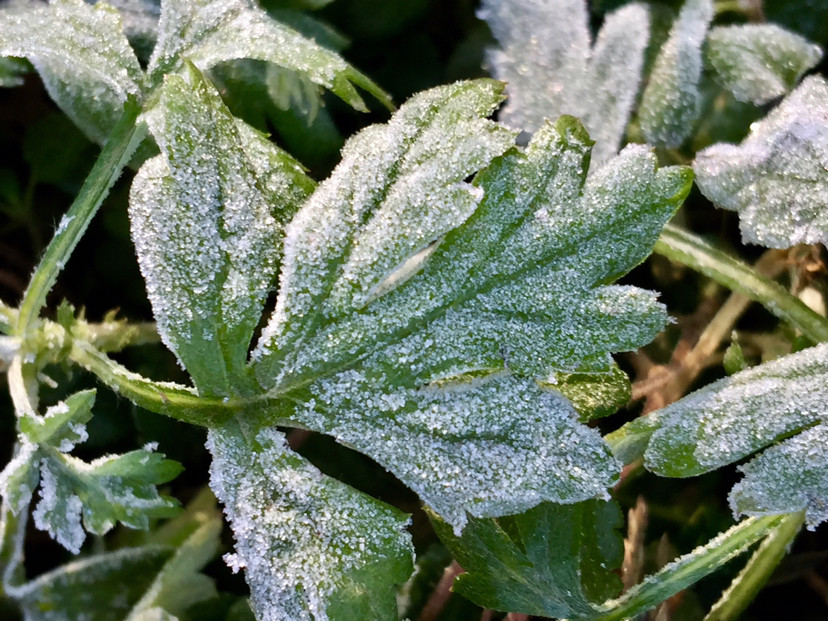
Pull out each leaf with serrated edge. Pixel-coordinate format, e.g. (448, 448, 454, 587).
(131, 65, 313, 396)
(430, 499, 624, 617)
(694, 75, 828, 248)
(207, 423, 414, 621)
(479, 0, 649, 168)
(0, 0, 143, 143)
(639, 0, 713, 148)
(644, 343, 828, 527)
(705, 24, 822, 105)
(147, 0, 387, 110)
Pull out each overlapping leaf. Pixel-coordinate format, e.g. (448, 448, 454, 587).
(207, 423, 413, 621)
(430, 500, 624, 618)
(694, 75, 828, 248)
(643, 343, 828, 528)
(639, 0, 713, 148)
(479, 0, 650, 168)
(705, 24, 822, 105)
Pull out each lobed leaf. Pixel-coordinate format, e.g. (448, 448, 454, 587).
(644, 343, 828, 527)
(0, 0, 144, 143)
(479, 0, 650, 168)
(694, 75, 828, 248)
(705, 24, 822, 105)
(639, 0, 713, 148)
(430, 499, 624, 618)
(207, 423, 414, 621)
(130, 65, 314, 396)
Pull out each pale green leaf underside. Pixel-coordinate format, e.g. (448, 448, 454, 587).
(694, 75, 828, 248)
(207, 423, 413, 621)
(131, 66, 313, 396)
(639, 0, 713, 148)
(705, 24, 823, 105)
(644, 343, 828, 526)
(480, 0, 649, 168)
(0, 0, 143, 143)
(147, 0, 388, 111)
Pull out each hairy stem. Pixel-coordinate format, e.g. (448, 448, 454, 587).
(655, 225, 828, 344)
(14, 99, 143, 339)
(704, 512, 804, 621)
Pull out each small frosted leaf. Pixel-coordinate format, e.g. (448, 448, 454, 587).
(19, 390, 94, 453)
(207, 424, 414, 621)
(147, 0, 388, 110)
(480, 0, 649, 168)
(730, 423, 828, 529)
(639, 0, 713, 148)
(15, 546, 173, 621)
(644, 343, 828, 478)
(291, 373, 619, 532)
(694, 75, 828, 248)
(705, 24, 823, 105)
(0, 0, 143, 143)
(131, 65, 313, 395)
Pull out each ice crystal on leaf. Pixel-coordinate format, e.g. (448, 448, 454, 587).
(479, 0, 650, 168)
(643, 343, 828, 528)
(694, 75, 828, 248)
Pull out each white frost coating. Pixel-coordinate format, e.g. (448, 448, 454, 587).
(0, 1, 144, 143)
(645, 343, 828, 476)
(207, 426, 413, 621)
(480, 0, 649, 168)
(293, 373, 619, 532)
(639, 0, 713, 148)
(33, 459, 85, 555)
(730, 423, 828, 529)
(694, 75, 828, 248)
(0, 441, 39, 514)
(705, 24, 822, 105)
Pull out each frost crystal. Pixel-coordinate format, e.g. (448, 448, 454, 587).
(694, 75, 828, 248)
(480, 0, 650, 168)
(207, 425, 413, 621)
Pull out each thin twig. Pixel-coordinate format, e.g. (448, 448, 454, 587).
(416, 560, 465, 621)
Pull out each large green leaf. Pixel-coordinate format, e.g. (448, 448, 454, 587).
(643, 343, 828, 528)
(639, 0, 713, 148)
(207, 422, 414, 621)
(479, 0, 650, 168)
(0, 0, 144, 143)
(430, 499, 624, 618)
(130, 64, 314, 396)
(694, 75, 828, 248)
(705, 24, 822, 105)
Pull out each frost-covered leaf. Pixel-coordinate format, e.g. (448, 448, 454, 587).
(639, 0, 713, 148)
(480, 0, 650, 168)
(248, 107, 689, 532)
(207, 423, 414, 621)
(0, 0, 144, 143)
(705, 24, 822, 105)
(19, 389, 94, 452)
(549, 363, 632, 422)
(147, 0, 389, 111)
(430, 499, 624, 618)
(14, 545, 173, 621)
(0, 56, 28, 87)
(0, 441, 40, 514)
(105, 0, 162, 61)
(694, 75, 828, 248)
(32, 446, 182, 553)
(131, 64, 314, 395)
(643, 343, 828, 527)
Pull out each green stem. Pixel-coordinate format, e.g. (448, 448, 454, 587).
(655, 225, 828, 344)
(0, 500, 28, 597)
(594, 515, 785, 621)
(14, 99, 143, 339)
(704, 512, 805, 621)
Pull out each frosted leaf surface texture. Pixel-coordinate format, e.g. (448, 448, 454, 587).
(479, 0, 649, 168)
(694, 75, 828, 248)
(0, 0, 144, 143)
(705, 24, 822, 105)
(644, 343, 828, 526)
(130, 66, 313, 395)
(207, 424, 413, 621)
(639, 0, 713, 148)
